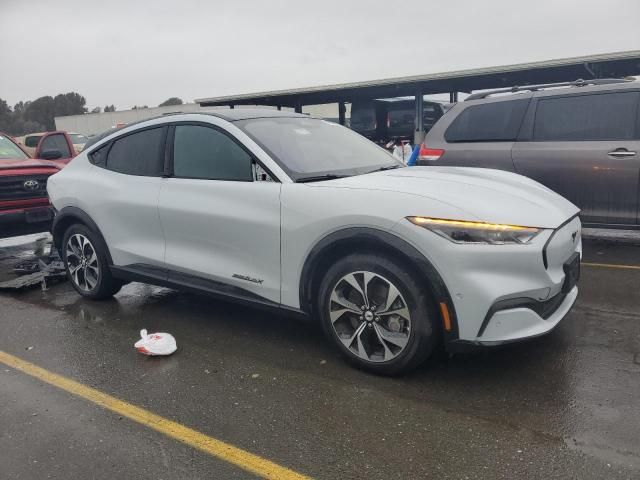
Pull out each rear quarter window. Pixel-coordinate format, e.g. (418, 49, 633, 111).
(444, 99, 529, 142)
(25, 135, 42, 148)
(104, 127, 166, 176)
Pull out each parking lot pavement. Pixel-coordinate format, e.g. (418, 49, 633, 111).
(0, 236, 639, 479)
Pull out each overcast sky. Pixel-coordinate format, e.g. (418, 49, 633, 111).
(1, 0, 639, 110)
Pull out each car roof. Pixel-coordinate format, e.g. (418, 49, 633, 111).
(201, 108, 308, 121)
(464, 78, 638, 103)
(83, 109, 311, 151)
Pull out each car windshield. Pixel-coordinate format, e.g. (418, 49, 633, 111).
(236, 117, 402, 181)
(0, 134, 29, 161)
(69, 133, 88, 145)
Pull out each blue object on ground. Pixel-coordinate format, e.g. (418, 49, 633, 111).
(407, 145, 420, 166)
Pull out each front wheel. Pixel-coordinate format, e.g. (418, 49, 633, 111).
(317, 253, 438, 375)
(62, 224, 123, 300)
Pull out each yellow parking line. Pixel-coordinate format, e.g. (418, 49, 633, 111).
(582, 262, 640, 271)
(0, 350, 310, 480)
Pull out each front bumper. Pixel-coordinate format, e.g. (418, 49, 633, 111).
(0, 206, 54, 237)
(473, 285, 577, 344)
(392, 215, 582, 346)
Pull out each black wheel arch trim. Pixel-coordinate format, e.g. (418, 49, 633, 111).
(110, 264, 308, 319)
(299, 226, 460, 343)
(51, 206, 114, 265)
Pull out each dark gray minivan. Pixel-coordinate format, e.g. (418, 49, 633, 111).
(418, 79, 640, 228)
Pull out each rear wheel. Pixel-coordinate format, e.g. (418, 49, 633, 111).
(317, 253, 438, 375)
(62, 224, 122, 300)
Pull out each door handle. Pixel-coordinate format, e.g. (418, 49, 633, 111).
(608, 148, 637, 158)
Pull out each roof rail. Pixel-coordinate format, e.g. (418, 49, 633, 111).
(465, 78, 634, 101)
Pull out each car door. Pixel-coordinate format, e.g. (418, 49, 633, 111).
(84, 126, 167, 268)
(35, 132, 75, 163)
(512, 90, 640, 226)
(158, 122, 281, 304)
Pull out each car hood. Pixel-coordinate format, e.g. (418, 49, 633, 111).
(322, 166, 579, 229)
(0, 158, 61, 172)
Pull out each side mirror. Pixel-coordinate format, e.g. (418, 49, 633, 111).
(40, 149, 63, 160)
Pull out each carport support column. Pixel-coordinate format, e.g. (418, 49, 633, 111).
(338, 101, 346, 126)
(449, 91, 458, 103)
(414, 89, 425, 146)
(294, 101, 302, 114)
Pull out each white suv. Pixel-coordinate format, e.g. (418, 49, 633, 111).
(47, 110, 582, 374)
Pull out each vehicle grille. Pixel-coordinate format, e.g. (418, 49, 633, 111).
(0, 174, 50, 201)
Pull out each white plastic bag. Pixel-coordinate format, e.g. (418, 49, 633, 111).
(134, 329, 177, 356)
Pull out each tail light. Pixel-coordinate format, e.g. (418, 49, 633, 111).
(418, 143, 445, 162)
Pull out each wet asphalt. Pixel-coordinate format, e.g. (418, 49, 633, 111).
(0, 235, 639, 479)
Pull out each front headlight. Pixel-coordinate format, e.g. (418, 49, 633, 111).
(407, 216, 542, 245)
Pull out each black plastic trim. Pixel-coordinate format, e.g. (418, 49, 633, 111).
(477, 291, 568, 338)
(111, 264, 307, 318)
(298, 227, 460, 344)
(542, 213, 580, 269)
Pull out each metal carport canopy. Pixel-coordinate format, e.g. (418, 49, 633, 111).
(196, 50, 640, 108)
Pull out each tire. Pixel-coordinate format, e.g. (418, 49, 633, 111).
(317, 253, 438, 375)
(61, 224, 123, 300)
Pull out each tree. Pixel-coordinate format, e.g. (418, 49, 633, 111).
(104, 105, 116, 112)
(0, 99, 11, 132)
(53, 92, 87, 117)
(0, 92, 87, 136)
(132, 105, 148, 110)
(159, 97, 183, 107)
(9, 100, 44, 135)
(24, 96, 55, 130)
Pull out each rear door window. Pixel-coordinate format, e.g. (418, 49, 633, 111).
(445, 99, 529, 142)
(40, 134, 72, 158)
(25, 135, 42, 148)
(172, 125, 253, 181)
(533, 92, 640, 141)
(105, 127, 166, 176)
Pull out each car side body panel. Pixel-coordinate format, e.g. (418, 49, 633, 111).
(47, 152, 166, 268)
(159, 178, 282, 304)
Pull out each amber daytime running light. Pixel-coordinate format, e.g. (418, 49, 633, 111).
(407, 217, 542, 245)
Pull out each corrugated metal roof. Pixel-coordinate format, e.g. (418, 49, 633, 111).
(196, 50, 640, 107)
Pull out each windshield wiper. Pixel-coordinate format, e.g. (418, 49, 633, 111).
(366, 164, 403, 174)
(296, 174, 347, 183)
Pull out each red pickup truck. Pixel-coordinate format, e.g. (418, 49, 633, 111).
(0, 132, 63, 238)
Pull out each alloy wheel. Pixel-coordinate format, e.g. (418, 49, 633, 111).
(328, 271, 412, 362)
(65, 233, 100, 291)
